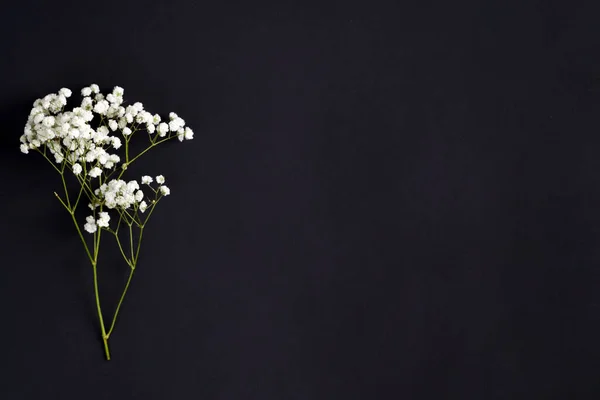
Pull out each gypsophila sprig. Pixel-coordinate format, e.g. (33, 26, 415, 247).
(20, 84, 194, 360)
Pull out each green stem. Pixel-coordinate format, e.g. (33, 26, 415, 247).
(129, 224, 134, 261)
(116, 136, 175, 180)
(106, 267, 135, 338)
(92, 224, 111, 360)
(92, 259, 111, 360)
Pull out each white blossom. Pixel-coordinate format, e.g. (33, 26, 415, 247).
(139, 201, 148, 213)
(159, 185, 170, 196)
(94, 100, 109, 115)
(96, 178, 146, 210)
(97, 212, 110, 228)
(141, 175, 153, 185)
(89, 167, 102, 178)
(184, 127, 194, 140)
(84, 216, 97, 233)
(81, 87, 92, 96)
(169, 117, 185, 132)
(59, 88, 72, 98)
(112, 137, 122, 149)
(156, 175, 165, 184)
(72, 163, 82, 175)
(108, 120, 118, 131)
(123, 127, 132, 136)
(157, 122, 169, 137)
(20, 144, 29, 154)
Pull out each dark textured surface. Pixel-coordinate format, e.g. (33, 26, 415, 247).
(2, 1, 600, 399)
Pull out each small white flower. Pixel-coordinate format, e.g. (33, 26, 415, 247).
(112, 137, 122, 149)
(152, 114, 161, 124)
(125, 113, 133, 123)
(72, 163, 82, 175)
(123, 127, 132, 136)
(97, 212, 110, 228)
(135, 190, 144, 202)
(93, 100, 109, 115)
(90, 84, 100, 93)
(59, 88, 72, 98)
(139, 200, 148, 213)
(132, 102, 144, 112)
(84, 216, 97, 233)
(81, 87, 92, 96)
(159, 185, 170, 196)
(184, 127, 194, 140)
(113, 86, 124, 97)
(108, 120, 118, 131)
(89, 167, 102, 178)
(147, 123, 155, 134)
(42, 116, 55, 127)
(20, 144, 29, 154)
(156, 175, 165, 184)
(169, 117, 185, 132)
(141, 175, 153, 185)
(157, 122, 169, 137)
(169, 112, 178, 120)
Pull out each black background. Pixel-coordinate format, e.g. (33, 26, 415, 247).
(1, 0, 600, 398)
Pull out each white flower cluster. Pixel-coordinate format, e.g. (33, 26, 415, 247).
(83, 175, 170, 233)
(20, 84, 194, 176)
(84, 211, 110, 234)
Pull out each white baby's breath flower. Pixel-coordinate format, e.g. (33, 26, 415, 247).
(108, 119, 118, 131)
(156, 175, 165, 184)
(89, 167, 102, 178)
(152, 114, 161, 124)
(169, 117, 185, 132)
(81, 87, 92, 96)
(157, 122, 169, 137)
(112, 137, 122, 149)
(72, 163, 82, 175)
(139, 200, 148, 213)
(125, 113, 133, 123)
(184, 127, 194, 140)
(123, 127, 132, 136)
(84, 216, 97, 233)
(96, 212, 110, 228)
(90, 84, 100, 93)
(42, 116, 55, 127)
(147, 123, 155, 134)
(159, 185, 170, 196)
(20, 144, 29, 154)
(141, 175, 153, 184)
(132, 102, 144, 113)
(93, 100, 109, 115)
(59, 88, 72, 98)
(135, 190, 144, 202)
(113, 86, 124, 97)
